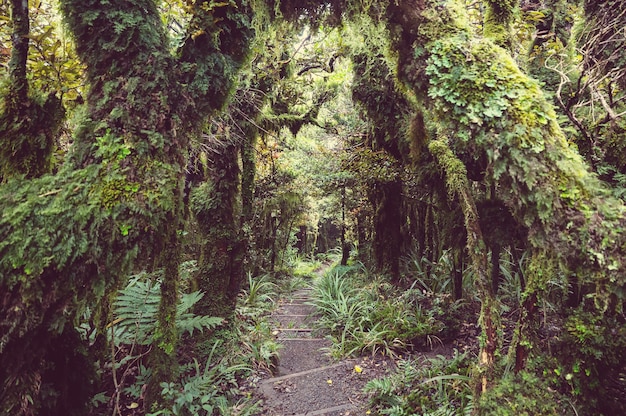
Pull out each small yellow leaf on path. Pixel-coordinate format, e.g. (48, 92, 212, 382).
(272, 330, 279, 336)
(327, 379, 333, 385)
(126, 402, 139, 409)
(354, 365, 363, 373)
(366, 411, 371, 415)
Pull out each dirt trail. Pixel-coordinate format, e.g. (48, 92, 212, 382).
(254, 287, 394, 415)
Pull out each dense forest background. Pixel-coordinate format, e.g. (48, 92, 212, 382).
(1, 0, 625, 415)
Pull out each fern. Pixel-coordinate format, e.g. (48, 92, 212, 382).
(177, 290, 203, 314)
(111, 273, 223, 346)
(177, 315, 223, 337)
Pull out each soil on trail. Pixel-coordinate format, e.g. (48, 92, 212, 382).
(252, 286, 395, 416)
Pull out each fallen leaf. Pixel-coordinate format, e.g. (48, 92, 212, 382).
(354, 365, 363, 374)
(126, 402, 139, 409)
(327, 379, 333, 385)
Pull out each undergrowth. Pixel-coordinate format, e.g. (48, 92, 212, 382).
(364, 351, 474, 416)
(91, 263, 280, 415)
(309, 262, 465, 359)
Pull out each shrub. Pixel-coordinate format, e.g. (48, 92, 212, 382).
(365, 351, 474, 415)
(478, 370, 573, 415)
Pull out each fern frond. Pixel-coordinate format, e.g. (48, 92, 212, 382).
(111, 274, 222, 345)
(177, 315, 223, 336)
(177, 290, 204, 315)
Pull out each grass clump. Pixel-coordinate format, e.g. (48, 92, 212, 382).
(309, 263, 461, 358)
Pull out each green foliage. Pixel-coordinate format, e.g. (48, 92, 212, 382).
(111, 270, 224, 346)
(236, 317, 282, 373)
(148, 342, 251, 416)
(310, 264, 451, 358)
(0, 166, 110, 349)
(351, 50, 414, 161)
(290, 255, 322, 278)
(365, 352, 474, 416)
(3, 1, 626, 414)
(401, 250, 461, 296)
(239, 272, 278, 314)
(179, 0, 256, 114)
(478, 370, 573, 415)
(551, 309, 626, 415)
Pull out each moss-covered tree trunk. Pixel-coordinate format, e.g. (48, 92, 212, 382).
(380, 0, 626, 399)
(0, 0, 255, 413)
(7, 0, 28, 104)
(193, 141, 245, 318)
(368, 180, 403, 281)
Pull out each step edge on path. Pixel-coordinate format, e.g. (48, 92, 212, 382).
(278, 338, 327, 342)
(274, 328, 313, 332)
(261, 361, 353, 383)
(294, 403, 356, 416)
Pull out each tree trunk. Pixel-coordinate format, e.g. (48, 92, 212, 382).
(453, 249, 464, 301)
(340, 184, 350, 265)
(7, 0, 28, 103)
(1, 0, 62, 181)
(429, 138, 498, 398)
(147, 216, 182, 405)
(369, 180, 403, 282)
(193, 142, 244, 318)
(491, 244, 502, 295)
(0, 0, 255, 412)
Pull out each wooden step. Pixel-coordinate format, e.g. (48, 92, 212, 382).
(262, 361, 353, 384)
(278, 338, 327, 342)
(274, 328, 313, 332)
(293, 403, 355, 415)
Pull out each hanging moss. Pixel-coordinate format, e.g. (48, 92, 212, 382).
(429, 137, 498, 394)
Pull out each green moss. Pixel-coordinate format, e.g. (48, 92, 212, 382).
(483, 0, 516, 49)
(0, 91, 64, 180)
(479, 370, 569, 415)
(100, 178, 140, 208)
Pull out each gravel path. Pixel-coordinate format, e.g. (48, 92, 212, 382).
(253, 288, 395, 415)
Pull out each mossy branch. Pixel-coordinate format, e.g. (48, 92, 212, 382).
(429, 136, 498, 397)
(178, 0, 255, 116)
(483, 0, 516, 49)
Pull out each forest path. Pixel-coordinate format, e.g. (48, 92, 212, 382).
(254, 284, 394, 415)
